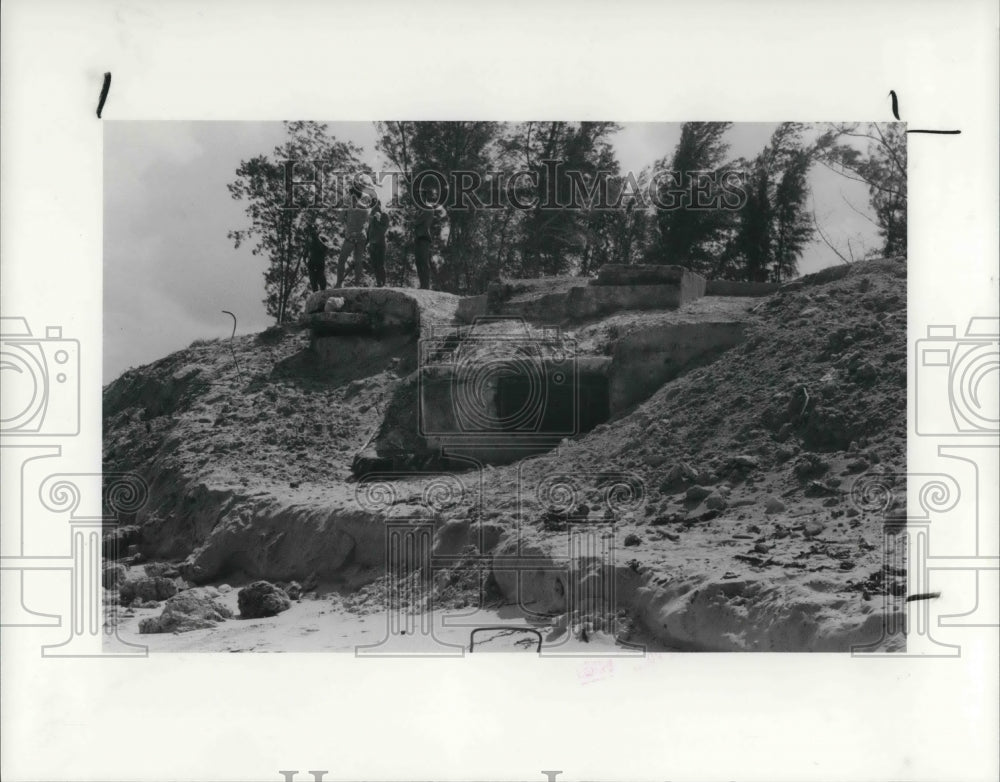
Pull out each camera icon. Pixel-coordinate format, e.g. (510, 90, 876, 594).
(915, 317, 999, 436)
(0, 317, 80, 436)
(418, 317, 578, 449)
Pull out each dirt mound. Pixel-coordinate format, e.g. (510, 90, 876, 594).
(472, 257, 908, 650)
(103, 257, 908, 652)
(103, 324, 407, 571)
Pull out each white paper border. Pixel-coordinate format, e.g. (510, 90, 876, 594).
(2, 1, 998, 781)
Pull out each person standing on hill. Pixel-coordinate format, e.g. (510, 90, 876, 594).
(367, 200, 390, 287)
(412, 185, 447, 290)
(335, 173, 378, 288)
(303, 223, 330, 292)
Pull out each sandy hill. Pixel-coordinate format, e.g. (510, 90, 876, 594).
(103, 257, 907, 652)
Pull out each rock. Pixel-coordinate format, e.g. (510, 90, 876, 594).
(686, 485, 713, 501)
(659, 462, 699, 493)
(704, 491, 728, 511)
(102, 563, 127, 589)
(845, 507, 860, 518)
(143, 562, 179, 579)
(850, 361, 878, 386)
(218, 584, 232, 593)
(844, 457, 870, 474)
(802, 519, 826, 538)
(793, 453, 829, 480)
(119, 576, 178, 605)
(324, 296, 346, 313)
(774, 422, 794, 442)
(623, 533, 642, 547)
(776, 445, 798, 466)
(237, 581, 292, 619)
(138, 589, 234, 634)
(764, 497, 786, 515)
(729, 455, 760, 471)
(286, 581, 302, 601)
(805, 480, 838, 497)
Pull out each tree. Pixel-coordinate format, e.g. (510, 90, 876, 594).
(771, 147, 814, 281)
(375, 121, 501, 293)
(509, 121, 624, 277)
(813, 122, 907, 257)
(728, 123, 815, 282)
(228, 122, 365, 324)
(651, 122, 734, 274)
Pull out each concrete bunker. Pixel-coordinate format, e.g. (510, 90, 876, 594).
(297, 271, 764, 475)
(416, 352, 612, 465)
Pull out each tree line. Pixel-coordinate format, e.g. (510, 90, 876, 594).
(229, 121, 907, 323)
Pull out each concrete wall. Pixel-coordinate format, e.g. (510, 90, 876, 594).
(705, 280, 779, 297)
(592, 264, 690, 286)
(414, 357, 612, 465)
(567, 274, 705, 320)
(303, 287, 460, 335)
(312, 333, 416, 368)
(455, 294, 488, 324)
(609, 321, 746, 413)
(483, 270, 707, 323)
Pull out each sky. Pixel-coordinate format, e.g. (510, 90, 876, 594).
(103, 121, 882, 383)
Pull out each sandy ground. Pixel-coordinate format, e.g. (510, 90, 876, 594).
(111, 593, 666, 654)
(103, 259, 908, 652)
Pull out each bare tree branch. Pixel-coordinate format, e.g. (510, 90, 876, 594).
(812, 203, 851, 265)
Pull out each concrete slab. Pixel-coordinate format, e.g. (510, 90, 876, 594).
(705, 280, 780, 297)
(300, 312, 371, 336)
(566, 276, 705, 320)
(302, 287, 461, 335)
(609, 321, 747, 413)
(591, 264, 690, 286)
(484, 270, 706, 323)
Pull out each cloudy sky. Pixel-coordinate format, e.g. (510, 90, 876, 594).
(103, 121, 881, 383)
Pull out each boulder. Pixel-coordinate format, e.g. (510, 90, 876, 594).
(686, 485, 713, 501)
(119, 576, 177, 605)
(237, 581, 292, 619)
(704, 491, 728, 511)
(143, 562, 180, 579)
(729, 454, 760, 472)
(764, 496, 787, 515)
(138, 589, 234, 634)
(102, 563, 127, 589)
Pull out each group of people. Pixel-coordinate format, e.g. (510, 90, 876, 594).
(304, 172, 445, 292)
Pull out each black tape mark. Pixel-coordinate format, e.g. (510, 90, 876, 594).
(889, 90, 900, 120)
(905, 591, 942, 602)
(221, 310, 244, 385)
(889, 89, 960, 134)
(96, 72, 111, 118)
(469, 626, 543, 653)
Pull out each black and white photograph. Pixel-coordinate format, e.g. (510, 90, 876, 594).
(2, 2, 997, 781)
(102, 120, 911, 653)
